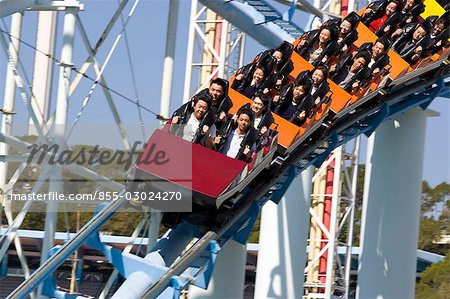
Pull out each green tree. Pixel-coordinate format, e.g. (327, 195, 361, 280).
(421, 181, 450, 215)
(416, 252, 450, 299)
(418, 181, 449, 255)
(440, 200, 450, 233)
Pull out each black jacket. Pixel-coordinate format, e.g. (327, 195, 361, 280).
(331, 54, 371, 92)
(358, 42, 391, 73)
(296, 30, 339, 66)
(296, 70, 330, 107)
(392, 23, 431, 64)
(398, 2, 425, 28)
(424, 28, 450, 56)
(216, 117, 259, 162)
(238, 103, 274, 133)
(274, 83, 314, 126)
(323, 16, 360, 53)
(256, 44, 294, 84)
(375, 11, 403, 37)
(232, 56, 277, 98)
(362, 0, 388, 25)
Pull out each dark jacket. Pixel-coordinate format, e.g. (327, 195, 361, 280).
(398, 1, 425, 28)
(231, 78, 261, 99)
(274, 83, 314, 126)
(296, 29, 340, 66)
(238, 103, 274, 133)
(392, 23, 431, 64)
(374, 11, 403, 37)
(231, 56, 277, 98)
(331, 54, 371, 92)
(323, 14, 360, 53)
(256, 42, 294, 84)
(362, 0, 389, 26)
(424, 28, 450, 56)
(358, 42, 391, 73)
(333, 66, 371, 92)
(296, 70, 330, 107)
(216, 117, 259, 162)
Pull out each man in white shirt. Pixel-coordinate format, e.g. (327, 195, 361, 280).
(214, 108, 257, 162)
(171, 93, 216, 144)
(357, 37, 391, 77)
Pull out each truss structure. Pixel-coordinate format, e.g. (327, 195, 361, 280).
(0, 1, 144, 296)
(182, 0, 246, 103)
(304, 137, 360, 299)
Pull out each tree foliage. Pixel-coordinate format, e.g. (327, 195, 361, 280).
(419, 181, 450, 255)
(421, 181, 450, 215)
(1, 141, 143, 236)
(416, 252, 450, 299)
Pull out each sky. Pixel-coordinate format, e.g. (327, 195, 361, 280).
(0, 0, 448, 186)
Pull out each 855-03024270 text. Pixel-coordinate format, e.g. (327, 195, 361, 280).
(7, 191, 182, 202)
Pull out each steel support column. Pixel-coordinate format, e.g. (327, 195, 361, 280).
(254, 166, 314, 298)
(304, 140, 360, 298)
(159, 0, 179, 119)
(0, 12, 22, 196)
(182, 0, 245, 103)
(41, 8, 77, 269)
(357, 108, 427, 298)
(188, 240, 246, 298)
(28, 11, 57, 135)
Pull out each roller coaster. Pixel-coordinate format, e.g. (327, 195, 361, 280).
(2, 0, 450, 298)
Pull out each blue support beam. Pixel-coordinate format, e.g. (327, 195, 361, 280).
(7, 197, 127, 299)
(0, 253, 8, 278)
(232, 201, 261, 244)
(191, 241, 220, 289)
(199, 0, 303, 48)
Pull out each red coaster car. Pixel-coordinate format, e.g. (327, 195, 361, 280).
(127, 128, 278, 212)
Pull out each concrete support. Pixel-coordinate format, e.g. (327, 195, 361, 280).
(159, 0, 179, 119)
(254, 166, 314, 299)
(189, 240, 246, 298)
(28, 11, 57, 135)
(357, 108, 427, 299)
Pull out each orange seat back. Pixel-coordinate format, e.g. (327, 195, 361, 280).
(228, 88, 300, 148)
